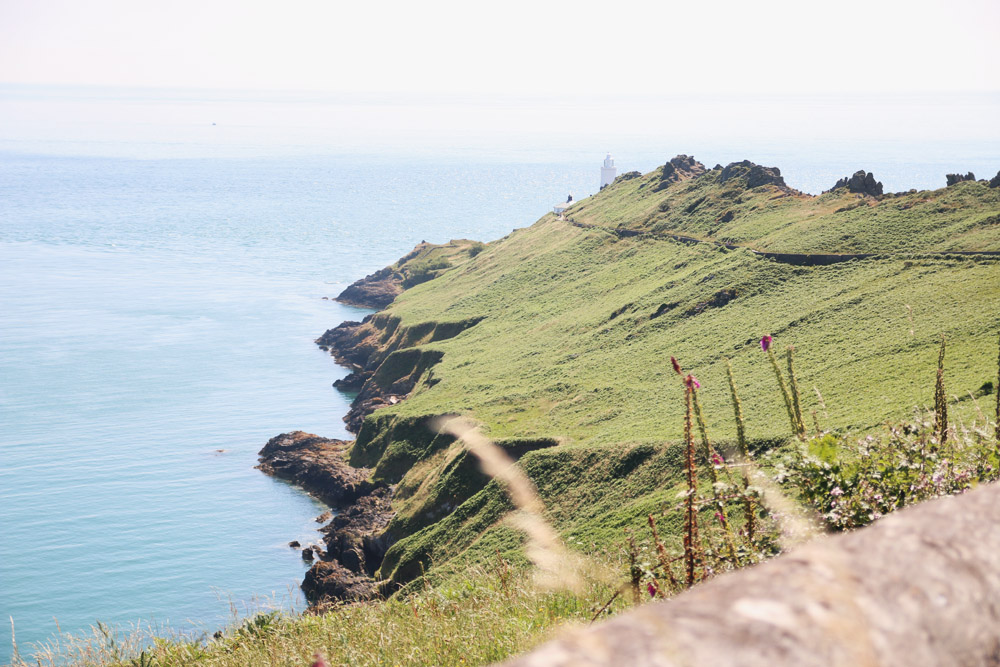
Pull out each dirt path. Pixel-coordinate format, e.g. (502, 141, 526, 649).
(564, 217, 1000, 266)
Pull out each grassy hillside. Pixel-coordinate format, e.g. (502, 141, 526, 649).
(31, 158, 1000, 666)
(338, 157, 1000, 593)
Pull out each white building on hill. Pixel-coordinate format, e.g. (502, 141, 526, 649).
(600, 153, 617, 189)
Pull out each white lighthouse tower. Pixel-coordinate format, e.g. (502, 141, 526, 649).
(600, 153, 617, 189)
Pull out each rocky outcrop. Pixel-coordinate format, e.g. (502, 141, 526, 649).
(301, 483, 397, 606)
(655, 155, 707, 190)
(344, 348, 443, 432)
(303, 561, 381, 604)
(503, 482, 1000, 667)
(318, 486, 395, 576)
(718, 160, 786, 189)
(828, 170, 883, 197)
(257, 431, 395, 606)
(335, 266, 405, 309)
(990, 171, 1000, 188)
(257, 431, 379, 507)
(318, 313, 482, 433)
(946, 172, 976, 186)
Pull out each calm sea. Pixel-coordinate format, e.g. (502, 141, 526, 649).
(1, 85, 997, 663)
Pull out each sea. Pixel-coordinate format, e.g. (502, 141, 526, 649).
(1, 85, 998, 663)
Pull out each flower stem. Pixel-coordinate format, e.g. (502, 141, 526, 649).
(786, 346, 806, 438)
(683, 384, 701, 587)
(768, 347, 802, 440)
(692, 388, 738, 565)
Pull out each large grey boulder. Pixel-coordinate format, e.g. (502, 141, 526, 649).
(502, 483, 1000, 667)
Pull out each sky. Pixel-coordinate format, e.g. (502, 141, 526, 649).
(1, 0, 998, 94)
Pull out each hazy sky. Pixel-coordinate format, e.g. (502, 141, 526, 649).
(1, 0, 997, 94)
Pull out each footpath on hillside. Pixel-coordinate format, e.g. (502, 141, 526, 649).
(562, 217, 1000, 266)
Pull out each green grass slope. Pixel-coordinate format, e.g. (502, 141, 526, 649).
(346, 157, 1000, 589)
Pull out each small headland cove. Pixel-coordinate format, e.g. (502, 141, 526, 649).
(256, 155, 1000, 624)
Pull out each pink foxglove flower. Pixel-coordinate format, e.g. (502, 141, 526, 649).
(647, 582, 658, 597)
(761, 335, 772, 352)
(671, 356, 682, 375)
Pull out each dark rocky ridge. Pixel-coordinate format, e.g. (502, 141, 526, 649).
(828, 170, 884, 197)
(256, 431, 378, 507)
(655, 155, 707, 190)
(946, 172, 976, 186)
(717, 160, 787, 190)
(259, 304, 483, 604)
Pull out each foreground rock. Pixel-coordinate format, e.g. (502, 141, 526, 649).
(257, 431, 394, 605)
(502, 482, 1000, 667)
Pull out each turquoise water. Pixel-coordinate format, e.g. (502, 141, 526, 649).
(0, 151, 597, 662)
(1, 86, 998, 663)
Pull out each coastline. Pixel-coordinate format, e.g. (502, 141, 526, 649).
(256, 246, 438, 605)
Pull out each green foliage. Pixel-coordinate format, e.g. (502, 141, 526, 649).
(403, 258, 454, 288)
(24, 566, 626, 667)
(780, 418, 998, 530)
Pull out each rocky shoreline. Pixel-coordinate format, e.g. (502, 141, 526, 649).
(256, 431, 394, 605)
(256, 247, 446, 607)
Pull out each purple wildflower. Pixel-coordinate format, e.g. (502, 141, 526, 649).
(711, 453, 724, 466)
(647, 582, 658, 597)
(830, 486, 843, 497)
(685, 375, 701, 390)
(760, 335, 772, 352)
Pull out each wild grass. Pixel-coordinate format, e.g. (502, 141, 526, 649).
(17, 331, 999, 666)
(12, 564, 625, 667)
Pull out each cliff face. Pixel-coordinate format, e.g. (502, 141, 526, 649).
(316, 313, 483, 432)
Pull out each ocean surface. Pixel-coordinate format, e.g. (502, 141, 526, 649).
(1, 85, 998, 663)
